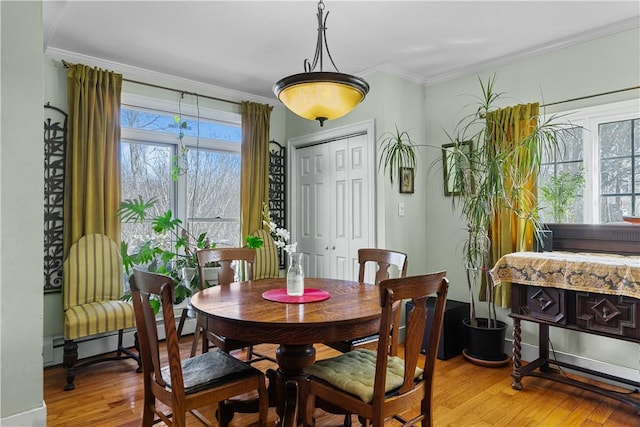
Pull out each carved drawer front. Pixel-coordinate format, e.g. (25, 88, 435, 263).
(576, 293, 639, 339)
(524, 287, 566, 324)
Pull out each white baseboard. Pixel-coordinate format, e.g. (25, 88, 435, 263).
(398, 325, 638, 389)
(0, 401, 46, 427)
(44, 315, 197, 368)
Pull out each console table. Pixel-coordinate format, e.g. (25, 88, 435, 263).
(491, 250, 640, 410)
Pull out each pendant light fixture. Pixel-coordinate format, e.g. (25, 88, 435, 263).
(273, 0, 369, 126)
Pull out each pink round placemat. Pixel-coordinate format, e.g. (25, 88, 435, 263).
(262, 288, 330, 303)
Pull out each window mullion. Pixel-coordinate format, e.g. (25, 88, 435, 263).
(584, 118, 599, 223)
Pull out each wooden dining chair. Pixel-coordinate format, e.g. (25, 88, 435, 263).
(304, 271, 449, 427)
(191, 248, 275, 363)
(130, 268, 268, 427)
(326, 248, 408, 356)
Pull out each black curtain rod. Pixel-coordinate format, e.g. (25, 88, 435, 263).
(61, 60, 242, 106)
(541, 85, 640, 108)
(123, 78, 242, 106)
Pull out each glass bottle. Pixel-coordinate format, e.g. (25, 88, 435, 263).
(286, 252, 304, 296)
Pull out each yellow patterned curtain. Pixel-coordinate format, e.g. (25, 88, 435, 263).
(240, 101, 273, 239)
(63, 64, 122, 258)
(483, 103, 540, 307)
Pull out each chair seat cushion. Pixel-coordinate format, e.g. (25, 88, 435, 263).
(162, 350, 259, 395)
(304, 349, 423, 403)
(64, 300, 136, 340)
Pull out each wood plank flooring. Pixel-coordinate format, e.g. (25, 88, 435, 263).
(44, 336, 640, 426)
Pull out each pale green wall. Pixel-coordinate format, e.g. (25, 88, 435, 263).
(42, 58, 66, 339)
(423, 28, 640, 369)
(1, 0, 46, 423)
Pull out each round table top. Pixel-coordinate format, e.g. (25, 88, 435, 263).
(190, 277, 381, 345)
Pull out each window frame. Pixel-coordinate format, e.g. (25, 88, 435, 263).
(120, 92, 242, 244)
(545, 99, 639, 223)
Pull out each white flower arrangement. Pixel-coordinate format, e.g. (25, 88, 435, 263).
(263, 204, 297, 254)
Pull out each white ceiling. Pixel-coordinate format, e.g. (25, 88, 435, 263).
(43, 1, 640, 101)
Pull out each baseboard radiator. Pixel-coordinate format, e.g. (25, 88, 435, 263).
(44, 317, 196, 368)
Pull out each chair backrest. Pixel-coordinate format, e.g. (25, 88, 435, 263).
(129, 268, 188, 396)
(373, 272, 448, 409)
(196, 248, 256, 288)
(63, 233, 124, 309)
(357, 248, 408, 284)
(252, 229, 280, 280)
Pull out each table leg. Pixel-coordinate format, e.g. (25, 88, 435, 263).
(539, 322, 550, 372)
(511, 317, 523, 390)
(273, 344, 316, 426)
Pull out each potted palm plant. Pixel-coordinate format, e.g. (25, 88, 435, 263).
(380, 75, 567, 364)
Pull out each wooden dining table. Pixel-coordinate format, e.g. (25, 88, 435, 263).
(189, 277, 382, 424)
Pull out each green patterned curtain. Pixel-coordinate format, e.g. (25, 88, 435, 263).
(240, 101, 273, 239)
(64, 64, 122, 257)
(483, 103, 539, 307)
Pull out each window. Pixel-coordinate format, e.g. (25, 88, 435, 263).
(120, 94, 242, 251)
(539, 127, 585, 223)
(540, 99, 639, 224)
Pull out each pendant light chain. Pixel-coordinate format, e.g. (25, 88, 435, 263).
(305, 0, 339, 74)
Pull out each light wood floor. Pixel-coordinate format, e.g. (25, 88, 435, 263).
(44, 336, 640, 426)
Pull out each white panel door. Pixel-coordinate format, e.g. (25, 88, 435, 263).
(346, 133, 370, 281)
(294, 132, 372, 280)
(296, 143, 330, 278)
(331, 138, 349, 279)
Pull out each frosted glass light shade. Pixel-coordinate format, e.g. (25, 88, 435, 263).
(274, 71, 369, 126)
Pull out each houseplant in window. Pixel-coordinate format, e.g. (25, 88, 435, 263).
(118, 196, 263, 308)
(380, 75, 567, 364)
(539, 169, 585, 223)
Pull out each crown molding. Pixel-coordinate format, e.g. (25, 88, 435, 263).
(44, 47, 278, 106)
(425, 17, 640, 86)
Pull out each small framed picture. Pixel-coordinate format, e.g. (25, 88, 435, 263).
(399, 167, 414, 194)
(442, 141, 472, 196)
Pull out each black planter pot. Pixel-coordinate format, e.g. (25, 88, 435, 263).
(462, 318, 510, 367)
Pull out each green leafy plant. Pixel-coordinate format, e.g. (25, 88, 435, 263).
(118, 197, 215, 303)
(445, 75, 570, 327)
(378, 125, 417, 185)
(540, 170, 585, 223)
(118, 196, 263, 305)
(171, 116, 190, 181)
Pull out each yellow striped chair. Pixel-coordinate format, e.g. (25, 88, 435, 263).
(252, 229, 280, 280)
(62, 234, 139, 390)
